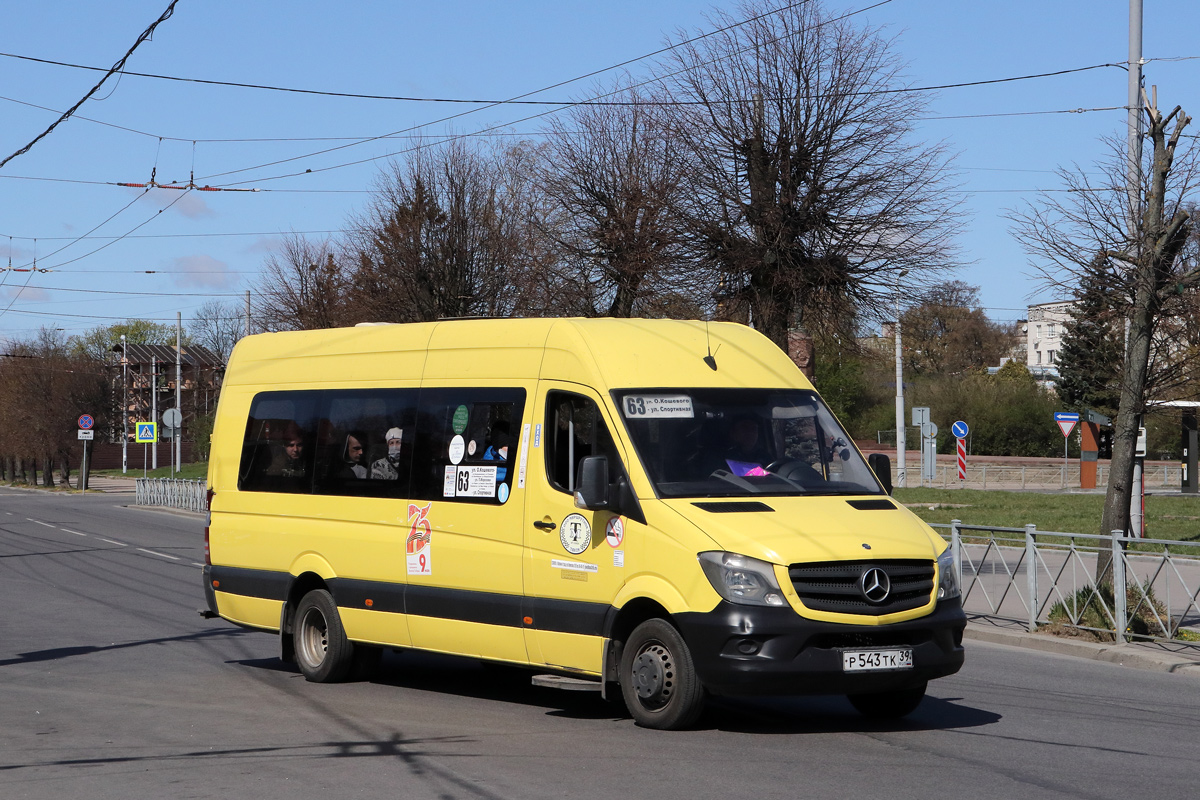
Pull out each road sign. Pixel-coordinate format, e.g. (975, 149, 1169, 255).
(951, 420, 969, 439)
(162, 407, 182, 428)
(135, 422, 158, 443)
(77, 414, 94, 430)
(1055, 411, 1079, 438)
(77, 429, 93, 440)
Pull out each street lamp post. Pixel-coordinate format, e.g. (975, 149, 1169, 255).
(894, 270, 909, 488)
(120, 334, 127, 475)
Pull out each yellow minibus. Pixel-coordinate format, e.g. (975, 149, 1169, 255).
(203, 318, 964, 729)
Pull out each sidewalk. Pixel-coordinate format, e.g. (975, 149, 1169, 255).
(964, 619, 1200, 678)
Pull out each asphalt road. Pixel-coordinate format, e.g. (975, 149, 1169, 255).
(2, 488, 1198, 800)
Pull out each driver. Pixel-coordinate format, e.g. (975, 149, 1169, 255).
(722, 416, 770, 477)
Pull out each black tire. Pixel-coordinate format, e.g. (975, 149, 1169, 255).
(847, 682, 927, 719)
(619, 619, 706, 730)
(293, 589, 354, 683)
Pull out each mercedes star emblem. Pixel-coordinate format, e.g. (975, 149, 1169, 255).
(860, 567, 891, 604)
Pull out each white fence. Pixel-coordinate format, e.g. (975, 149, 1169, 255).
(936, 520, 1200, 645)
(135, 478, 207, 513)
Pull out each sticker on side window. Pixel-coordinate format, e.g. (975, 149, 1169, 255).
(622, 395, 694, 419)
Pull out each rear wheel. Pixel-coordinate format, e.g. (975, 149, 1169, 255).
(294, 589, 354, 683)
(847, 682, 927, 719)
(618, 619, 706, 730)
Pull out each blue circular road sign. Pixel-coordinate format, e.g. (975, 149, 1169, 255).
(951, 420, 969, 439)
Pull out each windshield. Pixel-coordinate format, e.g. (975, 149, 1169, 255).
(615, 388, 884, 498)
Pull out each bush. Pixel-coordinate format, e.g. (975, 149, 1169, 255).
(1045, 581, 1171, 642)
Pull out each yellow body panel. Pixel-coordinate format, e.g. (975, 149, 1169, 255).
(213, 592, 281, 631)
(207, 318, 949, 679)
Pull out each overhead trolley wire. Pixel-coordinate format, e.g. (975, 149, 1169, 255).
(0, 1, 180, 170)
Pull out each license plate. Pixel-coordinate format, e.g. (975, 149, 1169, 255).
(842, 648, 913, 672)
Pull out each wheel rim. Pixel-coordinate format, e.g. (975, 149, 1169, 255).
(297, 606, 329, 669)
(630, 641, 675, 710)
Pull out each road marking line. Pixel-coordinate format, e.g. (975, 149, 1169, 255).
(59, 529, 88, 537)
(98, 538, 128, 547)
(138, 548, 180, 561)
(192, 562, 205, 567)
(31, 520, 56, 528)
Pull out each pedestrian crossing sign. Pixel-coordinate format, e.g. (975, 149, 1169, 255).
(135, 422, 158, 443)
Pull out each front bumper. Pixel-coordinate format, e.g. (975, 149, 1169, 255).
(674, 598, 966, 697)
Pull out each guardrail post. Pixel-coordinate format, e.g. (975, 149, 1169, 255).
(1025, 524, 1038, 632)
(982, 465, 987, 489)
(1111, 529, 1126, 644)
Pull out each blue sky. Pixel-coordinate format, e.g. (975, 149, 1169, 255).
(2, 1, 1198, 341)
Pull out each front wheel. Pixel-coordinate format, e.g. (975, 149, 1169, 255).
(293, 589, 354, 683)
(618, 619, 706, 730)
(847, 682, 927, 719)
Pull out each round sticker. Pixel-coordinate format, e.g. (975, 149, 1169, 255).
(497, 483, 509, 504)
(467, 439, 478, 456)
(452, 405, 469, 435)
(559, 513, 592, 555)
(448, 435, 466, 465)
(605, 517, 625, 548)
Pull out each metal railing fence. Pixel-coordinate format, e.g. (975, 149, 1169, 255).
(934, 520, 1200, 645)
(135, 478, 207, 513)
(904, 464, 1182, 490)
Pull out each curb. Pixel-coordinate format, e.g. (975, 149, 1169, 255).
(122, 503, 205, 519)
(964, 622, 1200, 678)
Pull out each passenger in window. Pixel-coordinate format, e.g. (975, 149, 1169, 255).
(338, 431, 369, 479)
(370, 427, 404, 480)
(482, 420, 511, 461)
(268, 422, 308, 478)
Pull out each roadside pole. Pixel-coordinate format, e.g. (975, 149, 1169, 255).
(77, 414, 95, 493)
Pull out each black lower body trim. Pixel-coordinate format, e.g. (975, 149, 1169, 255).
(208, 565, 608, 637)
(674, 598, 966, 697)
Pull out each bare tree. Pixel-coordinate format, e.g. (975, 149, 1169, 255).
(348, 138, 539, 322)
(536, 80, 708, 318)
(1011, 98, 1200, 541)
(189, 300, 244, 361)
(655, 0, 962, 350)
(253, 234, 349, 331)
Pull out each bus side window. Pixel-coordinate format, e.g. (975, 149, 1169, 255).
(409, 388, 526, 503)
(545, 392, 622, 495)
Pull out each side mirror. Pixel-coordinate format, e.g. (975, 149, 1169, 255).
(574, 456, 611, 510)
(867, 453, 893, 496)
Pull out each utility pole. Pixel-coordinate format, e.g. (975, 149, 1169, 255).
(1127, 0, 1144, 534)
(151, 358, 158, 471)
(1127, 0, 1144, 224)
(176, 312, 182, 475)
(894, 269, 909, 488)
(120, 334, 128, 474)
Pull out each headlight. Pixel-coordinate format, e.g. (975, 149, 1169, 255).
(937, 545, 960, 601)
(698, 551, 787, 607)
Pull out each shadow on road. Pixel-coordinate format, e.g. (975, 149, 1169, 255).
(0, 627, 247, 668)
(234, 647, 1000, 733)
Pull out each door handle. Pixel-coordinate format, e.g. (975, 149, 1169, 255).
(533, 520, 556, 531)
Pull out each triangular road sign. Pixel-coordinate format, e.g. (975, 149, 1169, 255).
(1057, 419, 1077, 438)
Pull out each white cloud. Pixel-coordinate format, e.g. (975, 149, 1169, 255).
(245, 235, 281, 255)
(168, 254, 236, 288)
(1, 286, 50, 302)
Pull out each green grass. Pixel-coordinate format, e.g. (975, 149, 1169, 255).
(91, 461, 208, 480)
(894, 487, 1200, 544)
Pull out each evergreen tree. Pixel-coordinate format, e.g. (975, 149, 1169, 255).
(1055, 256, 1123, 415)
